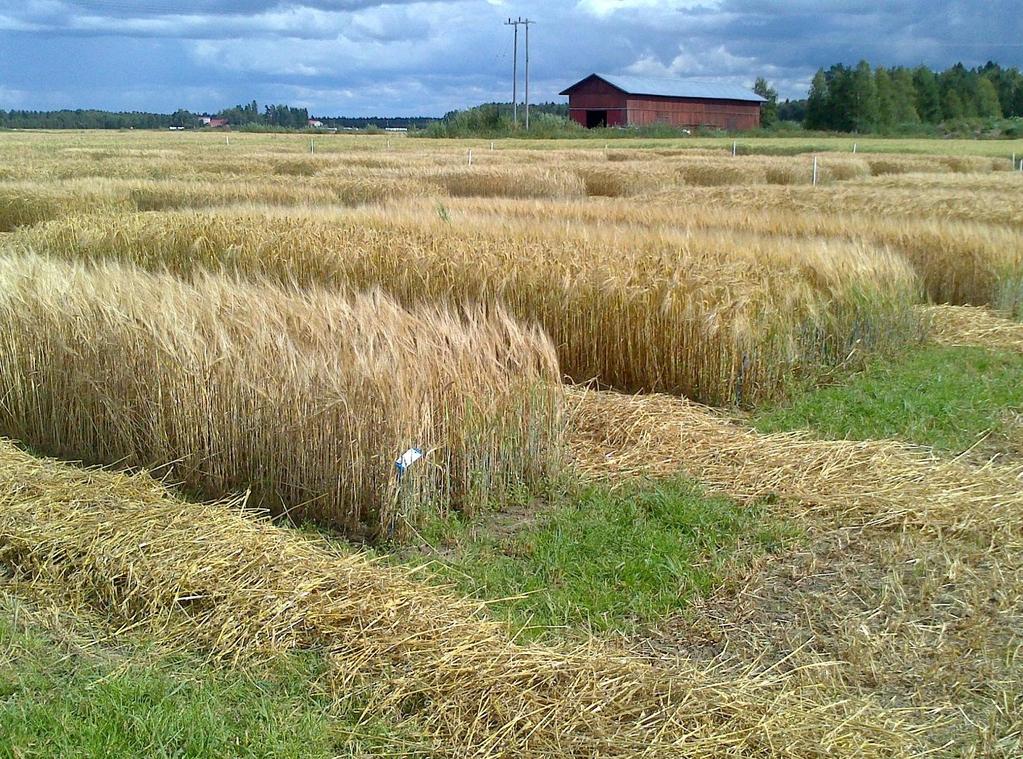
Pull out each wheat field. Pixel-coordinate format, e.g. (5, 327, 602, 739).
(2, 129, 1023, 756)
(2, 130, 1020, 526)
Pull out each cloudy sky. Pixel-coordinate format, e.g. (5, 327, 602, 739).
(1, 0, 1021, 116)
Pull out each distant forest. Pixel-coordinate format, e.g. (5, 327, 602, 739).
(216, 101, 437, 130)
(772, 61, 1023, 133)
(0, 101, 437, 131)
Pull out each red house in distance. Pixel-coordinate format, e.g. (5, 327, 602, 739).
(560, 73, 766, 131)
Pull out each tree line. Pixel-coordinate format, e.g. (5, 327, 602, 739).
(785, 61, 1022, 133)
(0, 100, 437, 131)
(0, 109, 194, 130)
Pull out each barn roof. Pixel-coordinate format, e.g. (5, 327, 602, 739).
(560, 73, 766, 103)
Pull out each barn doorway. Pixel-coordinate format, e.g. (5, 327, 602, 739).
(585, 110, 608, 128)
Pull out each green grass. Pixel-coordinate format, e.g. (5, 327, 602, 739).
(0, 593, 409, 758)
(754, 345, 1023, 453)
(406, 478, 788, 638)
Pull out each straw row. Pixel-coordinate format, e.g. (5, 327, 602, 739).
(924, 304, 1023, 352)
(0, 440, 930, 757)
(569, 388, 1023, 541)
(0, 254, 563, 539)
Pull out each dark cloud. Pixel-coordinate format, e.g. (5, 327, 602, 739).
(0, 0, 1020, 115)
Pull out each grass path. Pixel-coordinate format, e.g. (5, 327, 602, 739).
(397, 478, 789, 638)
(753, 343, 1023, 457)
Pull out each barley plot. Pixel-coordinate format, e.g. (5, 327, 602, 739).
(9, 206, 922, 405)
(0, 255, 563, 539)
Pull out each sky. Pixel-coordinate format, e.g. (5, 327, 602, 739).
(1, 0, 1021, 117)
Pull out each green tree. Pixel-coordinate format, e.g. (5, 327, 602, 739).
(942, 88, 964, 120)
(874, 67, 895, 129)
(913, 67, 942, 122)
(850, 60, 879, 132)
(890, 68, 920, 124)
(753, 76, 779, 127)
(777, 99, 807, 123)
(804, 69, 830, 129)
(940, 63, 978, 117)
(824, 64, 857, 131)
(985, 64, 1022, 117)
(169, 109, 196, 128)
(976, 77, 1002, 118)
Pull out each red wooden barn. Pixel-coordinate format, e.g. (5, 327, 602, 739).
(560, 73, 765, 131)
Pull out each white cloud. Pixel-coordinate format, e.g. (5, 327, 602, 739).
(0, 1, 455, 40)
(577, 0, 721, 18)
(0, 14, 45, 31)
(0, 85, 31, 106)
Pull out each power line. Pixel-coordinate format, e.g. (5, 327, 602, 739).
(504, 17, 534, 130)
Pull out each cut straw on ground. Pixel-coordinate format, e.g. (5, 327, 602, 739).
(568, 387, 1023, 541)
(924, 304, 1023, 353)
(0, 441, 931, 757)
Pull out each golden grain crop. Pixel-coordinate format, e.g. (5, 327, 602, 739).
(7, 207, 922, 405)
(417, 194, 1023, 310)
(1, 131, 1017, 407)
(0, 254, 562, 538)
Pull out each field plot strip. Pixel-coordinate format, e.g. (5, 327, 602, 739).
(0, 254, 563, 541)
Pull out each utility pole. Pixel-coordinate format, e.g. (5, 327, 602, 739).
(505, 17, 535, 130)
(505, 18, 518, 127)
(525, 19, 533, 130)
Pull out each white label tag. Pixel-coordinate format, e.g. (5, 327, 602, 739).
(395, 447, 424, 475)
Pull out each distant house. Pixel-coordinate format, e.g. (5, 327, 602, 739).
(198, 116, 228, 128)
(560, 73, 765, 131)
(308, 119, 324, 128)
